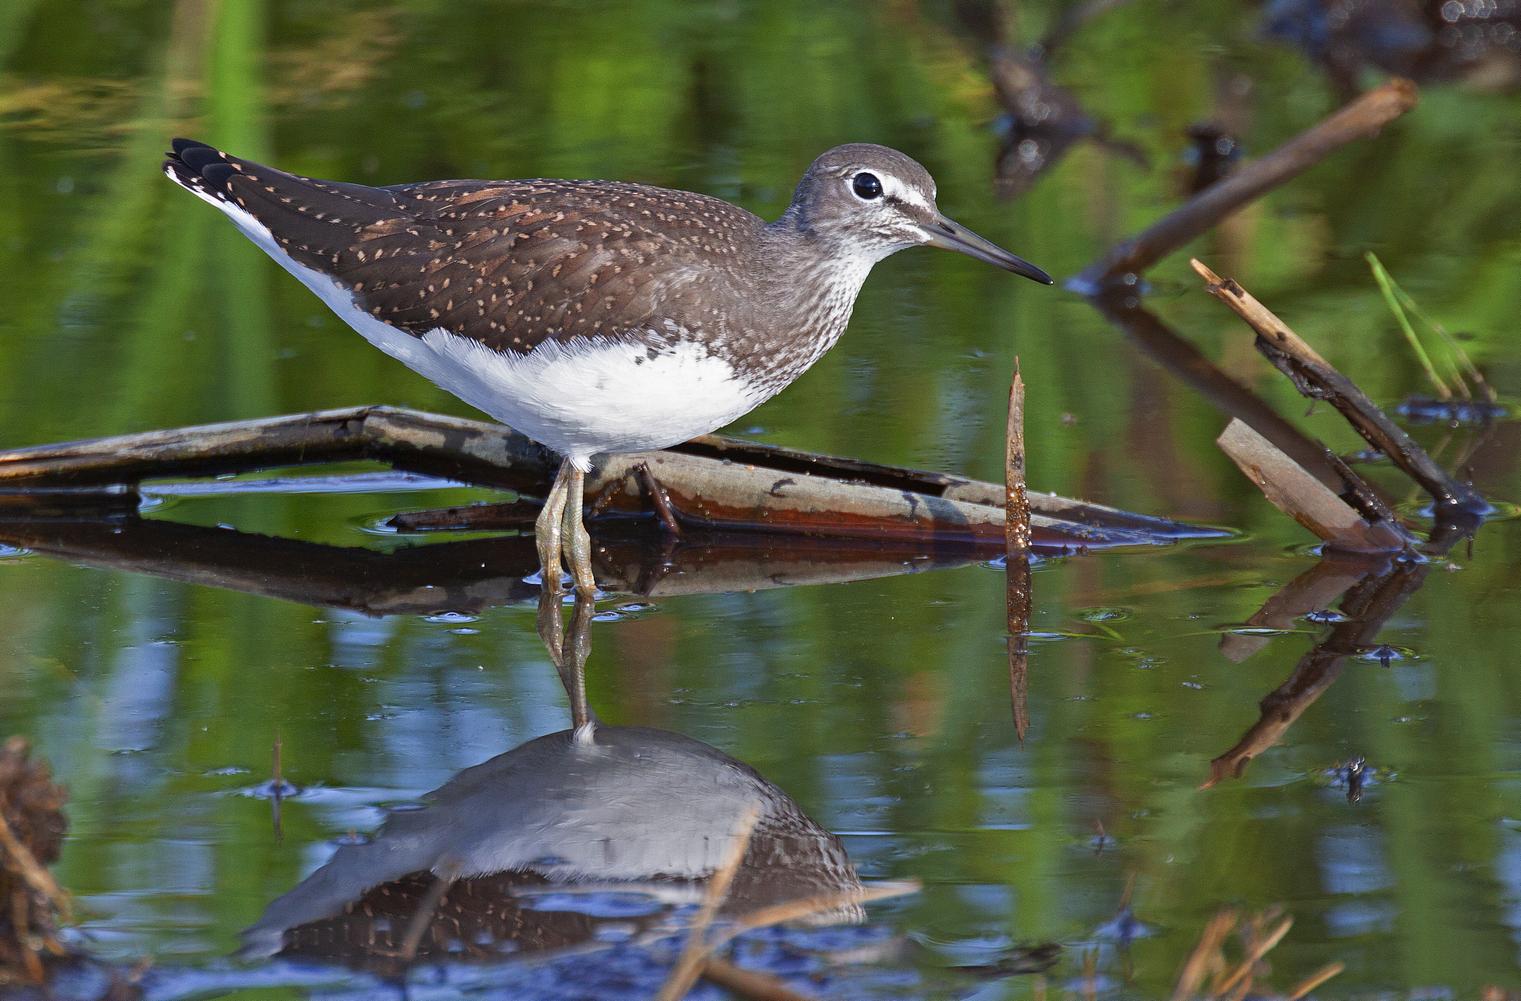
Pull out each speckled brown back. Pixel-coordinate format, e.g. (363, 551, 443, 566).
(165, 140, 769, 356)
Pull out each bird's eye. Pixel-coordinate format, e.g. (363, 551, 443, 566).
(852, 172, 883, 200)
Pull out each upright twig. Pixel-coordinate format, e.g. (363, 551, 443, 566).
(1006, 361, 1032, 741)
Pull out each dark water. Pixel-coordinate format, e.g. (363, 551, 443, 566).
(3, 1, 1521, 997)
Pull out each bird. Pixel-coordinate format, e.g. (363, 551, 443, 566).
(241, 723, 863, 959)
(163, 138, 1052, 596)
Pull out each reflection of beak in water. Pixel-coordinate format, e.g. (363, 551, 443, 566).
(241, 589, 863, 967)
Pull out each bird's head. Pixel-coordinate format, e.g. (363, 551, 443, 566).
(783, 143, 1052, 285)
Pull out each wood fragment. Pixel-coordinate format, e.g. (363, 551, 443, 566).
(700, 957, 818, 1001)
(1215, 420, 1406, 553)
(1285, 962, 1345, 1000)
(1072, 79, 1418, 290)
(1194, 260, 1487, 516)
(1213, 916, 1291, 997)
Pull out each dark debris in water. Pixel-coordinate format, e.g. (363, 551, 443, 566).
(950, 941, 1062, 978)
(1264, 0, 1521, 100)
(1396, 394, 1510, 425)
(1324, 756, 1389, 802)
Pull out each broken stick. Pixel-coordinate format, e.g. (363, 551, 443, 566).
(1193, 259, 1488, 516)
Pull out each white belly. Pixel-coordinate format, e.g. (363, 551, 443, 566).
(185, 188, 767, 468)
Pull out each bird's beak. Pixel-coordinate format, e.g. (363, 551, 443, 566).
(920, 214, 1053, 285)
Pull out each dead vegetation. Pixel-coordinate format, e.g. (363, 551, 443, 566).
(0, 737, 69, 985)
(1171, 907, 1342, 1001)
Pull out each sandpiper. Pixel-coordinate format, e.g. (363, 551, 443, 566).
(164, 139, 1052, 595)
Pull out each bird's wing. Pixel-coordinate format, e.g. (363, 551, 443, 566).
(165, 139, 763, 355)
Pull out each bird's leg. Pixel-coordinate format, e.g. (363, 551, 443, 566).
(562, 464, 597, 598)
(636, 461, 681, 538)
(535, 577, 565, 669)
(535, 458, 574, 587)
(563, 591, 598, 733)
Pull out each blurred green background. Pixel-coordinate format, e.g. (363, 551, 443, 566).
(2, 0, 1521, 996)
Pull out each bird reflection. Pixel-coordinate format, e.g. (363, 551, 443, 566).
(240, 586, 863, 970)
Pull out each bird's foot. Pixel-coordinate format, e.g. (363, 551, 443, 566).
(635, 461, 681, 538)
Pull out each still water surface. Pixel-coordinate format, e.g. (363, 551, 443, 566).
(3, 0, 1521, 997)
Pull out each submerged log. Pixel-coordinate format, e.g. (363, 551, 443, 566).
(0, 406, 1221, 551)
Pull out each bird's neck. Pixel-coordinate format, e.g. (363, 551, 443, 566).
(752, 211, 882, 357)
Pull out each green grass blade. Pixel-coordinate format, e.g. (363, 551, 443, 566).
(1366, 251, 1451, 400)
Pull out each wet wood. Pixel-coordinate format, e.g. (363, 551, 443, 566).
(0, 406, 556, 492)
(1216, 419, 1408, 553)
(1005, 363, 1031, 556)
(1194, 260, 1489, 515)
(671, 434, 1208, 536)
(1072, 79, 1418, 291)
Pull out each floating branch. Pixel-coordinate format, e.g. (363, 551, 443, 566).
(1193, 259, 1488, 516)
(1070, 78, 1418, 291)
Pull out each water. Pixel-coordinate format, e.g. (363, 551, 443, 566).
(3, 0, 1521, 997)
